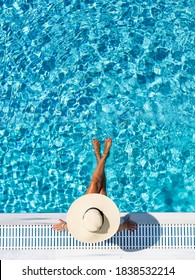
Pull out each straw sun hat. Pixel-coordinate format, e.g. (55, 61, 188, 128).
(67, 194, 120, 243)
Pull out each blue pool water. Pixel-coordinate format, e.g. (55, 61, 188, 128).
(0, 0, 194, 213)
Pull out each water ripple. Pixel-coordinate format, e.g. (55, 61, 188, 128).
(0, 0, 194, 212)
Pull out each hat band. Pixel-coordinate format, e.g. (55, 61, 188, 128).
(83, 207, 104, 229)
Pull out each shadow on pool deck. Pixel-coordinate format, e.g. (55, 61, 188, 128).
(110, 213, 162, 252)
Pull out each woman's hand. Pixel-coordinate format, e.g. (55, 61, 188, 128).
(52, 219, 68, 232)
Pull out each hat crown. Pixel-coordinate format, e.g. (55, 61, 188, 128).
(83, 208, 103, 232)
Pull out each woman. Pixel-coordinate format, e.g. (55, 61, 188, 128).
(53, 138, 137, 243)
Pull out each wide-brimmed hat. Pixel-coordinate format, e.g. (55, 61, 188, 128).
(67, 194, 120, 243)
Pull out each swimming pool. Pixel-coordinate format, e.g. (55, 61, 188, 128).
(0, 0, 194, 213)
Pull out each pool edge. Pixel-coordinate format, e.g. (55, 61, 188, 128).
(0, 212, 195, 225)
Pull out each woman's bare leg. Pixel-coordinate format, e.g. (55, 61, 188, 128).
(85, 138, 112, 196)
(91, 139, 107, 194)
(92, 139, 101, 163)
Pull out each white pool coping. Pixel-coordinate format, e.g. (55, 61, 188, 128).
(0, 212, 195, 225)
(0, 212, 194, 260)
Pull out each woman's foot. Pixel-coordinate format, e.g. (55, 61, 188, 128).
(92, 139, 101, 162)
(102, 138, 112, 159)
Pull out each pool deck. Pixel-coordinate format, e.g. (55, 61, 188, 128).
(0, 212, 194, 260)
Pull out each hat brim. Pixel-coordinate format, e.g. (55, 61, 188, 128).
(67, 194, 120, 243)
